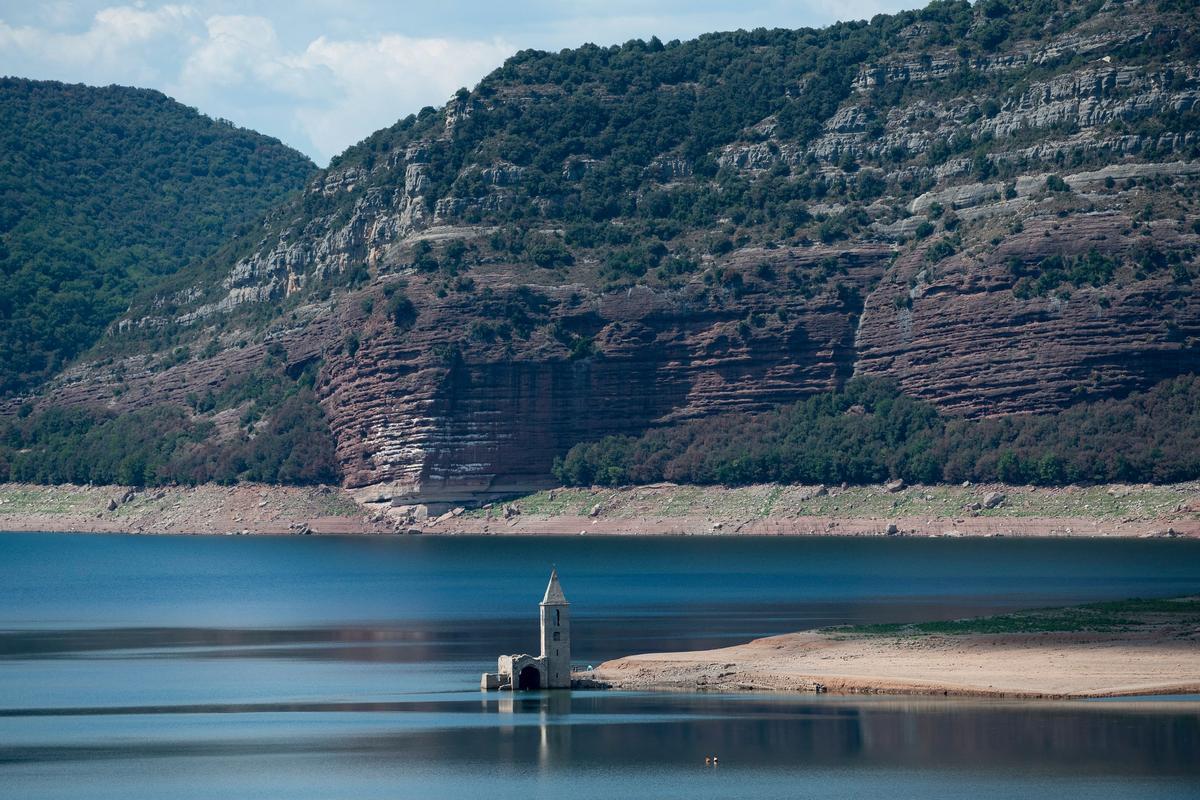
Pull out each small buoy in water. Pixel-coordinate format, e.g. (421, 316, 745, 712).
(704, 757, 711, 765)
(713, 756, 719, 766)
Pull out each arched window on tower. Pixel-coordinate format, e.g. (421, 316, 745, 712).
(555, 609, 560, 626)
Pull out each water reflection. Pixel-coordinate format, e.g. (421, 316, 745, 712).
(1, 534, 1198, 798)
(3, 693, 1195, 778)
(459, 693, 1200, 776)
(490, 692, 575, 772)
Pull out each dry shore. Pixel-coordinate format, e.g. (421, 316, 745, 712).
(436, 482, 1200, 538)
(0, 483, 390, 535)
(0, 480, 1197, 537)
(589, 598, 1200, 699)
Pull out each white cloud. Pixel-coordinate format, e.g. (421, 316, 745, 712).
(291, 33, 512, 158)
(171, 14, 513, 161)
(92, 3, 192, 43)
(0, 5, 195, 83)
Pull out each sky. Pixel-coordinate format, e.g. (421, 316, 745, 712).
(0, 1, 920, 165)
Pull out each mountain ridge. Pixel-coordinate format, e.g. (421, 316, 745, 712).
(0, 77, 317, 394)
(4, 0, 1199, 499)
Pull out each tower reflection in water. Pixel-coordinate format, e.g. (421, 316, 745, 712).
(489, 691, 574, 772)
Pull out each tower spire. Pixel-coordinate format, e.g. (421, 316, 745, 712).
(541, 568, 568, 605)
(538, 569, 571, 688)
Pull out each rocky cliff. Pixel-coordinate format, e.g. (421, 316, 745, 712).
(15, 0, 1200, 501)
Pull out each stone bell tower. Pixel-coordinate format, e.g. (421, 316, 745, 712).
(539, 569, 571, 689)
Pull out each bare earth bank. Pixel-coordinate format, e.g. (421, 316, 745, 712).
(587, 599, 1200, 699)
(433, 482, 1200, 538)
(0, 480, 1197, 537)
(0, 483, 390, 535)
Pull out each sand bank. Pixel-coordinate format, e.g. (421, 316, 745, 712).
(588, 598, 1200, 699)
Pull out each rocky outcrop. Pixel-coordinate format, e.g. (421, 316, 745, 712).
(855, 212, 1200, 414)
(978, 65, 1200, 140)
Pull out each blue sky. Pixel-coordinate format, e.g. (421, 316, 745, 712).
(0, 1, 920, 165)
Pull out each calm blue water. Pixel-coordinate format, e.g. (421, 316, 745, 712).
(1, 533, 1198, 799)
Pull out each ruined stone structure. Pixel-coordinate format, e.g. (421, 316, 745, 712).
(481, 570, 571, 691)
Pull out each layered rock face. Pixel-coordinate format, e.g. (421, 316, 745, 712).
(321, 246, 890, 499)
(22, 0, 1200, 500)
(856, 211, 1200, 414)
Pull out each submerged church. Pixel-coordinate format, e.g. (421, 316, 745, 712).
(481, 570, 571, 691)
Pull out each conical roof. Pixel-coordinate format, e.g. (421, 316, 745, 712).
(541, 569, 568, 605)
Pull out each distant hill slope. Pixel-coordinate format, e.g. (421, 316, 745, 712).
(0, 78, 316, 394)
(5, 0, 1200, 496)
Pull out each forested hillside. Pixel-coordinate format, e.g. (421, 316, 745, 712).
(554, 376, 1200, 488)
(0, 79, 316, 394)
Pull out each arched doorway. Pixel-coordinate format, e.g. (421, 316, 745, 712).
(517, 664, 542, 690)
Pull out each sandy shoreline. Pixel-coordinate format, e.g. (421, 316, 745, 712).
(589, 599, 1200, 699)
(0, 480, 1196, 538)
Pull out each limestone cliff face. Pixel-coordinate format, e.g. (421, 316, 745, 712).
(20, 0, 1200, 500)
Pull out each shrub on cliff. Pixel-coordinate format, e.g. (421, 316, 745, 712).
(1045, 174, 1072, 192)
(387, 293, 419, 331)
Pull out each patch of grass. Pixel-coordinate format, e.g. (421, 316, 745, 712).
(0, 486, 94, 514)
(310, 493, 363, 517)
(832, 597, 1200, 636)
(461, 481, 1200, 522)
(846, 612, 1142, 635)
(1085, 598, 1200, 615)
(759, 485, 785, 517)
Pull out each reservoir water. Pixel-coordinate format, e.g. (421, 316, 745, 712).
(1, 532, 1198, 799)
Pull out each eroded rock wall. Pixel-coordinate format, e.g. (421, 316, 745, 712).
(321, 245, 891, 496)
(855, 212, 1200, 413)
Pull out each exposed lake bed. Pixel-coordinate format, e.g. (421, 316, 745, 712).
(2, 533, 1198, 798)
(1, 480, 1197, 538)
(591, 597, 1200, 698)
